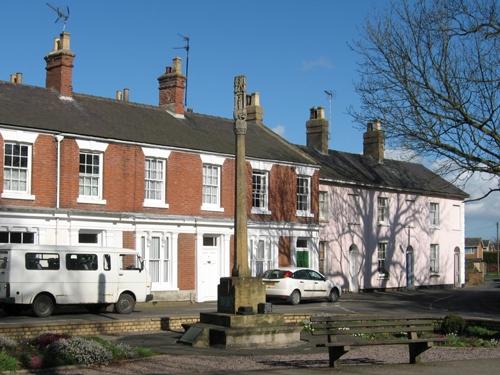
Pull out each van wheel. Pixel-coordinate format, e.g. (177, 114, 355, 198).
(32, 294, 55, 318)
(114, 293, 135, 314)
(289, 290, 301, 305)
(329, 288, 339, 302)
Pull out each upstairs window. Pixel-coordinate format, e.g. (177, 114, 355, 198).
(3, 142, 31, 194)
(145, 158, 166, 203)
(252, 171, 269, 213)
(319, 191, 328, 220)
(296, 176, 311, 214)
(430, 202, 440, 227)
(79, 152, 103, 200)
(377, 197, 389, 224)
(202, 164, 221, 209)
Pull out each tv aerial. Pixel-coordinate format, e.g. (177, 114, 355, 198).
(46, 3, 70, 32)
(174, 33, 190, 107)
(324, 89, 334, 125)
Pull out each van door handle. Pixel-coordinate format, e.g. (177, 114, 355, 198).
(119, 273, 123, 276)
(299, 281, 304, 283)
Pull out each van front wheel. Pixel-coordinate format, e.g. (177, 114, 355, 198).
(32, 294, 55, 318)
(114, 293, 135, 314)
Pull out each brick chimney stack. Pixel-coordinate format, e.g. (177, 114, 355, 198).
(306, 106, 329, 154)
(44, 32, 75, 97)
(363, 119, 384, 163)
(158, 57, 185, 115)
(246, 92, 263, 123)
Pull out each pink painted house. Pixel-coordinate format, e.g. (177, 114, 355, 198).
(301, 108, 468, 291)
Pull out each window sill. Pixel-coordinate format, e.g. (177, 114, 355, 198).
(430, 226, 440, 230)
(378, 222, 390, 227)
(296, 211, 314, 218)
(77, 196, 107, 205)
(251, 207, 271, 215)
(1, 192, 35, 200)
(201, 204, 224, 212)
(378, 274, 389, 280)
(430, 273, 440, 277)
(143, 200, 169, 209)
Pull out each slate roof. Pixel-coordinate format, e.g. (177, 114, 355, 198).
(0, 81, 315, 165)
(299, 146, 468, 200)
(465, 238, 482, 247)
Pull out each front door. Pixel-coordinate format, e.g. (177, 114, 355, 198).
(406, 247, 414, 289)
(198, 235, 220, 302)
(454, 248, 460, 287)
(349, 246, 359, 292)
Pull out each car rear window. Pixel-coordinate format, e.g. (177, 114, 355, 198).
(263, 269, 289, 279)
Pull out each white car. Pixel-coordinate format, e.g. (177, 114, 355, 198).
(262, 267, 341, 305)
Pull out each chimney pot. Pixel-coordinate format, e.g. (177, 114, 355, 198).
(306, 106, 329, 154)
(363, 119, 385, 163)
(45, 32, 75, 97)
(158, 57, 185, 115)
(115, 90, 123, 101)
(123, 88, 129, 102)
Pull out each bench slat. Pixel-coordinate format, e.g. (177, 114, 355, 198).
(312, 326, 436, 336)
(310, 315, 437, 322)
(317, 337, 445, 347)
(311, 319, 436, 329)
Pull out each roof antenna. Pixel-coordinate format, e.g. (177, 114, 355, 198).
(46, 3, 70, 32)
(174, 33, 190, 108)
(324, 89, 334, 125)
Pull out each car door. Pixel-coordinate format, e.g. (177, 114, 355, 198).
(293, 269, 315, 298)
(309, 270, 329, 298)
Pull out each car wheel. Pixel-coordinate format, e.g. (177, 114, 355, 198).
(329, 288, 339, 303)
(114, 293, 135, 314)
(289, 290, 301, 305)
(32, 294, 55, 318)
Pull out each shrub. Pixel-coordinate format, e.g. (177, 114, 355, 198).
(465, 325, 498, 339)
(441, 314, 466, 335)
(46, 337, 112, 367)
(89, 337, 137, 359)
(20, 353, 44, 370)
(0, 351, 17, 371)
(134, 347, 154, 357)
(33, 332, 70, 349)
(0, 336, 17, 350)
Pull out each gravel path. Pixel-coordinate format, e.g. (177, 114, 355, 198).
(57, 346, 500, 374)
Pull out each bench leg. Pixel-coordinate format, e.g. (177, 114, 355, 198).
(328, 346, 349, 368)
(409, 342, 432, 364)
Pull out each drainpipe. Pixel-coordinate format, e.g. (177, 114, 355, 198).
(55, 135, 64, 209)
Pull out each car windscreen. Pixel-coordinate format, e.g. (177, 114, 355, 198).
(262, 269, 289, 279)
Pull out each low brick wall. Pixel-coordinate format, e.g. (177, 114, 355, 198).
(0, 314, 313, 339)
(0, 318, 165, 340)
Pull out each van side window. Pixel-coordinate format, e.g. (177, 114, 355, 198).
(0, 251, 7, 269)
(103, 254, 111, 271)
(25, 253, 60, 270)
(120, 254, 139, 270)
(66, 254, 98, 271)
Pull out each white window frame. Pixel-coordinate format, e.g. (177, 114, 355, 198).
(78, 230, 103, 246)
(430, 202, 440, 227)
(377, 241, 388, 278)
(76, 139, 108, 205)
(430, 244, 440, 274)
(377, 196, 389, 224)
(201, 164, 222, 211)
(200, 154, 225, 212)
(1, 129, 38, 200)
(319, 191, 328, 221)
(144, 158, 168, 208)
(251, 170, 271, 214)
(296, 175, 312, 217)
(142, 147, 170, 208)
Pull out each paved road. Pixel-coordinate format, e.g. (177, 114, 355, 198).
(1, 281, 499, 323)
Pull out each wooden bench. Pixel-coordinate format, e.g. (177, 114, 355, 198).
(309, 315, 445, 368)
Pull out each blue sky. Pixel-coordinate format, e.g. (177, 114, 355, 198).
(1, 0, 498, 240)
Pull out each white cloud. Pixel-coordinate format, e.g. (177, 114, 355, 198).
(301, 57, 334, 71)
(385, 147, 422, 163)
(272, 125, 285, 137)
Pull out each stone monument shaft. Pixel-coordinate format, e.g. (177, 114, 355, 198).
(233, 75, 249, 277)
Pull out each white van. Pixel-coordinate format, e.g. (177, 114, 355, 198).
(0, 244, 153, 317)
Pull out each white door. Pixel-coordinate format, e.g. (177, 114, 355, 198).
(198, 235, 220, 302)
(147, 236, 171, 291)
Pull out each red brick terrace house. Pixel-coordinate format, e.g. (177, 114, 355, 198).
(0, 32, 320, 302)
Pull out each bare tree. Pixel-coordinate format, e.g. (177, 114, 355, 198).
(351, 0, 499, 201)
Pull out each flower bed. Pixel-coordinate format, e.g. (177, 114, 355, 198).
(0, 332, 154, 371)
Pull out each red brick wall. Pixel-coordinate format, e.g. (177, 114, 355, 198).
(178, 233, 195, 290)
(1, 134, 318, 225)
(279, 236, 292, 267)
(122, 231, 135, 249)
